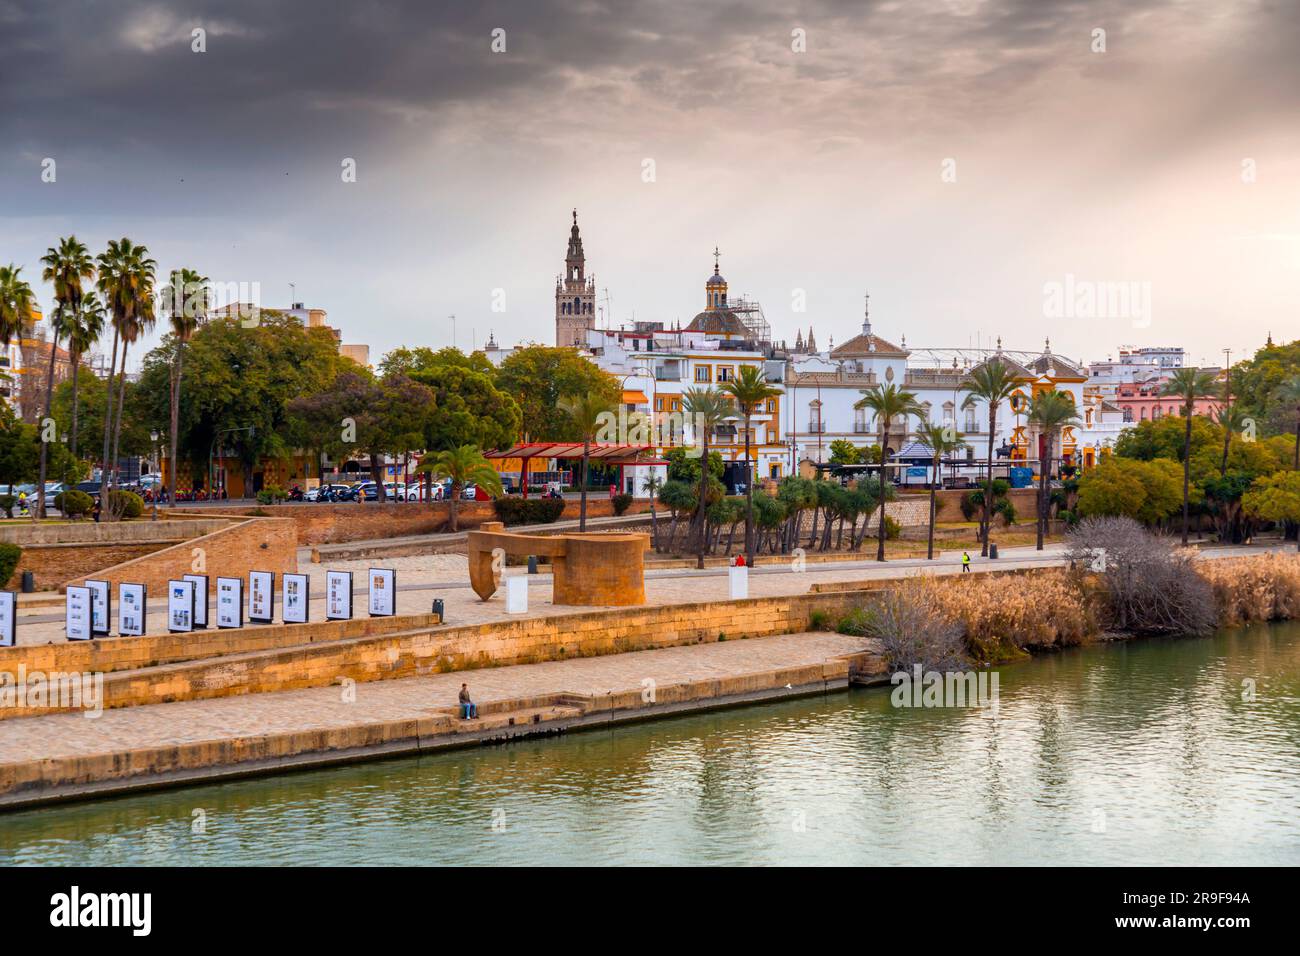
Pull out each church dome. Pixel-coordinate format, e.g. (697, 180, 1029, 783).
(706, 272, 726, 287)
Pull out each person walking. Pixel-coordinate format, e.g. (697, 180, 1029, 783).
(962, 550, 971, 573)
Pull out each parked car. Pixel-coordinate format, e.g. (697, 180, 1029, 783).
(74, 480, 104, 503)
(42, 482, 67, 508)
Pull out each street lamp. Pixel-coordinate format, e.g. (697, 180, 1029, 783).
(149, 430, 159, 520)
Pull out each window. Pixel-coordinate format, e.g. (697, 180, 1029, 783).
(765, 398, 777, 413)
(854, 407, 869, 434)
(1122, 407, 1133, 423)
(716, 366, 734, 382)
(694, 366, 711, 383)
(965, 406, 978, 433)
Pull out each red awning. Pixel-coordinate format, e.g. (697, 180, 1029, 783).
(486, 442, 656, 463)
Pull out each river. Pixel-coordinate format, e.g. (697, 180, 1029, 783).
(3, 622, 1298, 865)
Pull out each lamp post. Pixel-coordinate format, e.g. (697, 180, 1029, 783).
(149, 430, 159, 520)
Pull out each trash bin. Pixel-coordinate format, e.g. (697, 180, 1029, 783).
(989, 543, 999, 560)
(431, 597, 445, 622)
(527, 555, 538, 574)
(21, 570, 34, 593)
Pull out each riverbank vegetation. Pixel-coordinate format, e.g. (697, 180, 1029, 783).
(838, 517, 1300, 670)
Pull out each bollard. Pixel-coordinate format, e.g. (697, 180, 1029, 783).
(527, 555, 538, 574)
(21, 570, 34, 594)
(432, 597, 445, 622)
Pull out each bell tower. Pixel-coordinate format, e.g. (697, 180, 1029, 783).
(555, 209, 597, 347)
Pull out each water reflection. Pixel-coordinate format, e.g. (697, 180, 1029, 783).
(2, 624, 1298, 865)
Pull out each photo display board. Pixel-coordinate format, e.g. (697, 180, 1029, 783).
(216, 576, 243, 629)
(183, 574, 210, 628)
(248, 571, 275, 624)
(0, 591, 15, 647)
(119, 583, 147, 637)
(66, 585, 93, 641)
(168, 579, 195, 633)
(325, 570, 353, 620)
(85, 579, 111, 636)
(368, 568, 396, 617)
(283, 573, 310, 624)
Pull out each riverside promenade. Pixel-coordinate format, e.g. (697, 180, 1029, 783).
(1, 542, 1279, 808)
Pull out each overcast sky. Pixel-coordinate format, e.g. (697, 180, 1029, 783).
(2, 0, 1297, 369)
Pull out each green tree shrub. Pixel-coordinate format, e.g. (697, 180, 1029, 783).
(0, 542, 21, 585)
(106, 489, 144, 519)
(54, 489, 94, 517)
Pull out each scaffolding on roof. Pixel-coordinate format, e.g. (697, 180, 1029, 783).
(727, 295, 770, 344)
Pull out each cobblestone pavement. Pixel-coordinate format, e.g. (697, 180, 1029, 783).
(0, 631, 868, 763)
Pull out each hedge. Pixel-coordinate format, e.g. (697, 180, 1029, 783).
(106, 489, 145, 519)
(54, 490, 94, 517)
(493, 497, 566, 526)
(0, 542, 20, 585)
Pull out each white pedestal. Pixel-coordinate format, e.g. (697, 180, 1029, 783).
(728, 566, 749, 600)
(505, 575, 528, 614)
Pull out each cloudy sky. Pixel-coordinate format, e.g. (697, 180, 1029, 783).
(2, 0, 1297, 369)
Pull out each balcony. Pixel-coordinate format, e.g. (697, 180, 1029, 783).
(807, 423, 827, 434)
(853, 423, 872, 434)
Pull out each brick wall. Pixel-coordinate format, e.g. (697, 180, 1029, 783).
(7, 542, 173, 591)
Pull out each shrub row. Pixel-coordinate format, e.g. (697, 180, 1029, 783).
(493, 497, 566, 526)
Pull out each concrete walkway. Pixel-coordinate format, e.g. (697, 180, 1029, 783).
(0, 630, 872, 806)
(12, 541, 1283, 645)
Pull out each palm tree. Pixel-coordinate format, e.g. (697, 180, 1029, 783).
(1026, 390, 1081, 550)
(855, 383, 924, 561)
(1272, 374, 1300, 470)
(683, 386, 731, 569)
(1213, 401, 1250, 478)
(96, 239, 156, 512)
(557, 390, 613, 532)
(0, 264, 36, 348)
(38, 237, 96, 518)
(164, 268, 208, 506)
(64, 290, 105, 466)
(420, 445, 503, 532)
(720, 364, 781, 567)
(916, 421, 968, 560)
(641, 472, 663, 549)
(1161, 366, 1219, 545)
(961, 359, 1020, 556)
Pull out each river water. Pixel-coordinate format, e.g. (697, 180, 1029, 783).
(3, 623, 1298, 866)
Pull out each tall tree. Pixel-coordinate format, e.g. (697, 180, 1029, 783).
(63, 290, 105, 467)
(96, 238, 156, 513)
(163, 268, 208, 506)
(855, 383, 924, 561)
(720, 364, 781, 567)
(916, 421, 968, 560)
(682, 387, 732, 569)
(1161, 366, 1220, 545)
(37, 237, 96, 518)
(961, 359, 1020, 557)
(1271, 374, 1300, 470)
(557, 390, 613, 532)
(495, 346, 620, 441)
(1027, 390, 1081, 550)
